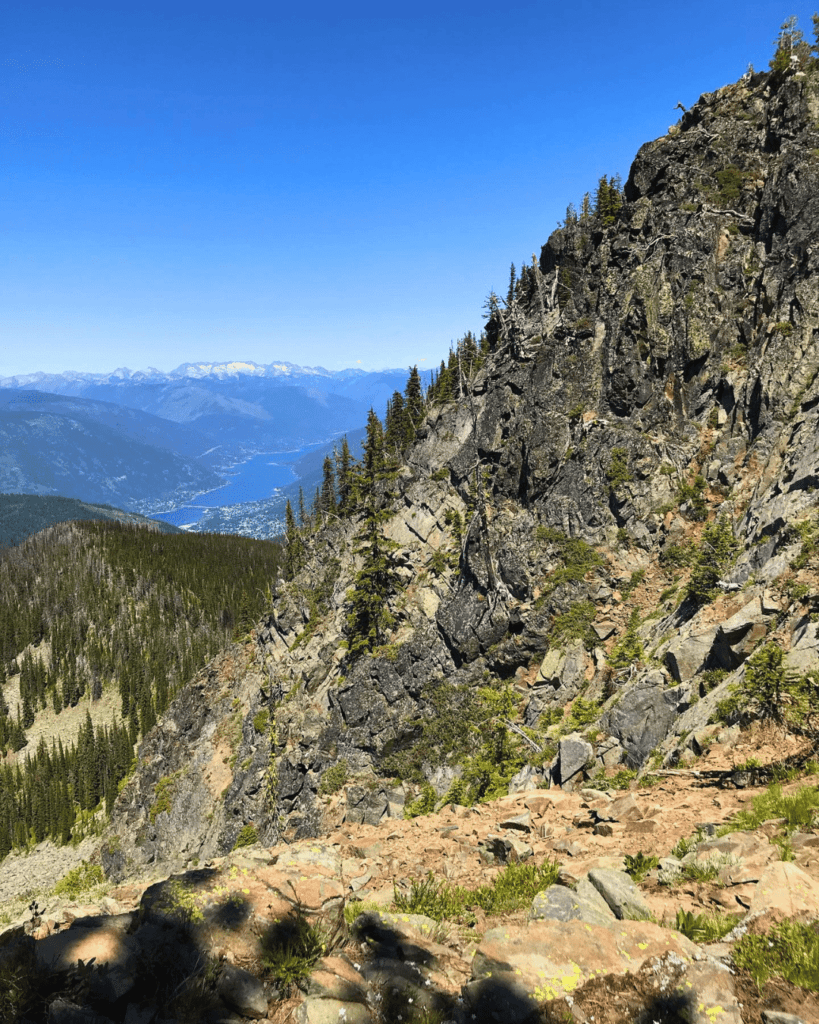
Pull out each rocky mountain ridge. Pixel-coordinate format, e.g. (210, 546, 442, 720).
(96, 58, 819, 869)
(4, 55, 819, 1024)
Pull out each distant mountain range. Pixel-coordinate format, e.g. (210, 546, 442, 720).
(0, 360, 426, 514)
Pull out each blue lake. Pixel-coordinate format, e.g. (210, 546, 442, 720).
(152, 448, 312, 528)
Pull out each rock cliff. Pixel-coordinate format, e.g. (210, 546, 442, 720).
(102, 62, 819, 878)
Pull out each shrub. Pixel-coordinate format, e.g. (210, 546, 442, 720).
(534, 529, 604, 603)
(677, 475, 708, 521)
(608, 609, 645, 669)
(319, 761, 348, 796)
(551, 600, 598, 650)
(607, 448, 632, 491)
(252, 709, 270, 733)
(53, 861, 105, 899)
(564, 694, 601, 731)
(232, 824, 259, 849)
(624, 852, 659, 883)
(150, 771, 183, 823)
(687, 514, 739, 603)
(660, 542, 697, 569)
(405, 783, 437, 819)
(715, 165, 744, 205)
(737, 642, 797, 727)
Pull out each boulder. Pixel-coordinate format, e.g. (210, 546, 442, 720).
(557, 734, 593, 788)
(602, 672, 685, 765)
(665, 627, 719, 682)
(217, 963, 269, 1018)
(471, 918, 697, 1005)
(529, 883, 614, 927)
(296, 998, 372, 1024)
(586, 868, 652, 920)
(684, 959, 744, 1024)
(747, 861, 819, 919)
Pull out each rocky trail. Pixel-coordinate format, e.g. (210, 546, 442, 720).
(3, 726, 819, 1024)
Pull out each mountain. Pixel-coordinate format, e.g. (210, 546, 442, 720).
(4, 55, 819, 1024)
(102, 60, 819, 870)
(0, 390, 221, 509)
(0, 493, 182, 549)
(0, 362, 427, 462)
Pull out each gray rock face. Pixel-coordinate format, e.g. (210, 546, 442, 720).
(95, 63, 819, 881)
(529, 883, 614, 927)
(557, 735, 593, 788)
(602, 673, 686, 766)
(587, 868, 652, 921)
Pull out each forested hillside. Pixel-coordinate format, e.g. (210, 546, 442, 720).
(0, 521, 281, 858)
(0, 493, 182, 550)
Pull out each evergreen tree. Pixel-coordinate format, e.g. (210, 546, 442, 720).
(688, 514, 739, 604)
(594, 174, 623, 226)
(334, 436, 354, 515)
(384, 391, 408, 456)
(344, 410, 401, 659)
(320, 456, 337, 517)
(770, 15, 809, 70)
(283, 499, 303, 579)
(404, 366, 424, 441)
(506, 263, 517, 306)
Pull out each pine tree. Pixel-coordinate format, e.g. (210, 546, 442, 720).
(506, 263, 517, 306)
(334, 436, 354, 515)
(344, 410, 402, 660)
(404, 366, 424, 442)
(283, 500, 302, 580)
(770, 16, 809, 70)
(320, 456, 337, 517)
(384, 391, 408, 456)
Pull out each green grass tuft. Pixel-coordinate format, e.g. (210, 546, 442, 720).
(393, 859, 560, 922)
(734, 919, 819, 991)
(674, 908, 740, 944)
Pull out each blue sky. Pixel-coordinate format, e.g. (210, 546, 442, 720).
(2, 1, 816, 377)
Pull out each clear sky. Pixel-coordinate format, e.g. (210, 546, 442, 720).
(2, 2, 816, 378)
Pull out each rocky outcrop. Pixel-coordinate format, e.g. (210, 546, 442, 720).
(100, 61, 819, 873)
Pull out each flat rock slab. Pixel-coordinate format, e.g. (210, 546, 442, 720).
(254, 866, 345, 912)
(472, 918, 697, 1003)
(748, 861, 819, 918)
(295, 996, 372, 1024)
(273, 845, 342, 876)
(36, 923, 138, 974)
(306, 956, 370, 1003)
